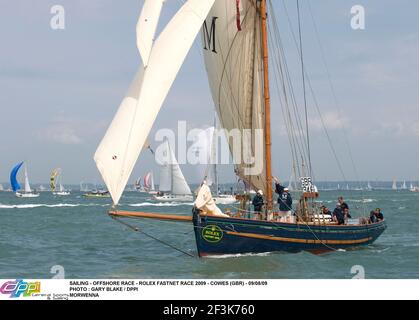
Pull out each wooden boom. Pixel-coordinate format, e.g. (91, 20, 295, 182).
(109, 210, 193, 223)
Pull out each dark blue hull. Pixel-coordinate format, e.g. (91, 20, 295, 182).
(192, 213, 387, 257)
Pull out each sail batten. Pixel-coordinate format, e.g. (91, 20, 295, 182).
(95, 0, 216, 205)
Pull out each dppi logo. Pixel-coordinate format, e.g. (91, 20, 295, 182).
(0, 280, 41, 298)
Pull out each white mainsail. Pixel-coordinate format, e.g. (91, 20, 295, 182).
(24, 164, 32, 193)
(202, 1, 266, 194)
(158, 140, 192, 195)
(94, 0, 216, 205)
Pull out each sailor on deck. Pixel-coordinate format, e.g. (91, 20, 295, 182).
(274, 177, 293, 219)
(252, 190, 264, 220)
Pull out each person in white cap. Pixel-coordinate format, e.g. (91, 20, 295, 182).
(274, 177, 293, 219)
(252, 190, 264, 220)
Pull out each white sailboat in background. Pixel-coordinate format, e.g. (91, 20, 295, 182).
(392, 179, 398, 190)
(401, 180, 407, 190)
(80, 181, 89, 192)
(14, 163, 40, 198)
(410, 182, 419, 192)
(154, 140, 193, 202)
(0, 184, 3, 192)
(366, 181, 373, 191)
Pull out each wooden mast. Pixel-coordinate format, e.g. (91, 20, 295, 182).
(260, 0, 273, 211)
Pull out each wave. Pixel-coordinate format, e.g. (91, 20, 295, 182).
(128, 202, 193, 207)
(206, 252, 273, 259)
(0, 203, 107, 209)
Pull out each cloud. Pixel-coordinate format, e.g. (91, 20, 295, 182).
(37, 120, 83, 145)
(309, 112, 346, 132)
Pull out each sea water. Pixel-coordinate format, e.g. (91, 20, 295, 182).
(0, 190, 418, 279)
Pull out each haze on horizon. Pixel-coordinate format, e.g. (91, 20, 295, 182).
(1, 0, 418, 186)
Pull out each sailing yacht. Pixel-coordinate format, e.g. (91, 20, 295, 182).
(50, 168, 70, 196)
(144, 172, 157, 195)
(10, 162, 40, 198)
(410, 182, 419, 192)
(154, 140, 193, 202)
(401, 181, 408, 190)
(392, 179, 398, 190)
(134, 177, 147, 193)
(0, 184, 3, 192)
(95, 0, 386, 256)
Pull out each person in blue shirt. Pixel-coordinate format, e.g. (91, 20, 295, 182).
(273, 178, 293, 217)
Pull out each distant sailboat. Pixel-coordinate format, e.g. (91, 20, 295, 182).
(134, 177, 147, 193)
(10, 162, 40, 198)
(50, 168, 70, 196)
(392, 179, 398, 190)
(410, 182, 419, 192)
(80, 181, 89, 192)
(366, 181, 373, 191)
(154, 140, 193, 202)
(144, 172, 157, 195)
(401, 180, 407, 190)
(0, 184, 3, 192)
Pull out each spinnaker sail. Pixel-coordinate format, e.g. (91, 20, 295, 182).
(50, 168, 60, 191)
(10, 162, 24, 192)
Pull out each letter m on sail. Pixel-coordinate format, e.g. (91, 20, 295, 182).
(203, 17, 218, 53)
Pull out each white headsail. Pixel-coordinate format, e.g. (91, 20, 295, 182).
(24, 164, 32, 193)
(95, 0, 216, 205)
(158, 140, 192, 195)
(202, 1, 267, 194)
(137, 0, 165, 66)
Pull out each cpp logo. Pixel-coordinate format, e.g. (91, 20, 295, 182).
(0, 280, 41, 298)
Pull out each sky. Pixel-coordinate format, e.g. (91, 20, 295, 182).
(0, 0, 418, 185)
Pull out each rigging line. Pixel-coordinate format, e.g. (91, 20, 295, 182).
(280, 0, 347, 184)
(269, 0, 311, 165)
(268, 1, 310, 177)
(268, 30, 303, 180)
(112, 216, 196, 258)
(297, 0, 313, 179)
(306, 1, 366, 200)
(269, 25, 307, 176)
(277, 1, 315, 177)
